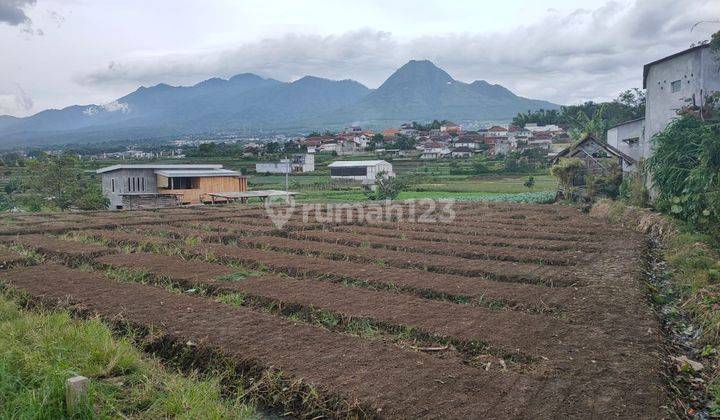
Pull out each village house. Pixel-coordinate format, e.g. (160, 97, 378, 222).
(399, 122, 418, 136)
(491, 139, 512, 156)
(451, 146, 474, 158)
(328, 160, 395, 184)
(421, 142, 451, 159)
(606, 118, 644, 173)
(96, 164, 247, 210)
(255, 154, 315, 174)
(553, 135, 636, 175)
(525, 123, 563, 134)
(440, 121, 461, 134)
(454, 133, 484, 149)
(382, 128, 400, 137)
(485, 125, 509, 138)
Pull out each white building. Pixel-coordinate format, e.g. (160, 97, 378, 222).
(606, 118, 644, 173)
(642, 43, 719, 158)
(524, 123, 562, 133)
(328, 160, 395, 183)
(256, 154, 315, 174)
(606, 44, 719, 178)
(420, 143, 451, 159)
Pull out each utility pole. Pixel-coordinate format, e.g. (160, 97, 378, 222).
(285, 156, 290, 204)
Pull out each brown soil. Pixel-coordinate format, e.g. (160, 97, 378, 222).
(329, 224, 600, 251)
(2, 263, 665, 418)
(0, 203, 671, 417)
(184, 242, 579, 311)
(287, 229, 584, 265)
(177, 221, 280, 235)
(3, 234, 112, 259)
(96, 252, 238, 285)
(0, 248, 26, 268)
(360, 219, 602, 242)
(78, 230, 175, 247)
(227, 235, 581, 286)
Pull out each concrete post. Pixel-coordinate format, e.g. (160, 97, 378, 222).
(65, 375, 89, 415)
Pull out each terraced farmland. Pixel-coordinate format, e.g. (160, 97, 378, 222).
(0, 202, 666, 418)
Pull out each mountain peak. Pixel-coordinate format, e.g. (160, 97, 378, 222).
(378, 59, 453, 91)
(193, 77, 227, 89)
(229, 73, 264, 83)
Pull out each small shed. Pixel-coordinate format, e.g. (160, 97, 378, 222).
(552, 135, 636, 175)
(327, 160, 395, 183)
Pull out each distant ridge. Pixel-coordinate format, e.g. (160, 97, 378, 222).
(0, 60, 560, 147)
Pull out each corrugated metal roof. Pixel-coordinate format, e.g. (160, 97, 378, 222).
(154, 168, 243, 177)
(327, 160, 389, 167)
(96, 164, 222, 174)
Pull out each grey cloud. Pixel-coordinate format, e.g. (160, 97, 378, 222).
(80, 0, 718, 105)
(0, 0, 36, 26)
(0, 84, 34, 115)
(14, 84, 33, 110)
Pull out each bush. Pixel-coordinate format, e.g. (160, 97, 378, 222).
(619, 170, 650, 207)
(23, 155, 109, 211)
(585, 161, 622, 199)
(648, 116, 720, 235)
(550, 157, 583, 199)
(363, 172, 406, 200)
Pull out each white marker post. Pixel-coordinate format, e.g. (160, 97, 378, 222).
(65, 375, 89, 415)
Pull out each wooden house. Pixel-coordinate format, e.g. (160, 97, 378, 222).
(96, 164, 247, 210)
(552, 135, 637, 175)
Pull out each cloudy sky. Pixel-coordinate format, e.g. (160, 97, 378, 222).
(0, 0, 717, 117)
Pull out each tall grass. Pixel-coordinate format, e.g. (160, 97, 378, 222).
(0, 293, 255, 419)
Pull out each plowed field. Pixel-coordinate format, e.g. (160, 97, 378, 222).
(0, 203, 666, 418)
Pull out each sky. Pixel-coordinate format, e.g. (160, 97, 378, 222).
(0, 0, 718, 117)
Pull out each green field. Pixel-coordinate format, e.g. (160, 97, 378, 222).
(247, 172, 555, 203)
(1, 153, 555, 208)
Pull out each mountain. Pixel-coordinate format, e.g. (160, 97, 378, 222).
(0, 60, 560, 147)
(333, 60, 558, 124)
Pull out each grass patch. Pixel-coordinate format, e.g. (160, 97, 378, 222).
(0, 291, 255, 418)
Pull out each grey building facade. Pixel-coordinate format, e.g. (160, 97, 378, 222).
(643, 44, 720, 157)
(606, 117, 644, 173)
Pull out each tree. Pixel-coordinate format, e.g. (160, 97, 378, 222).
(472, 160, 490, 175)
(363, 172, 406, 200)
(550, 158, 584, 200)
(711, 29, 720, 56)
(524, 176, 535, 191)
(616, 88, 646, 116)
(24, 155, 108, 211)
(512, 109, 562, 127)
(264, 142, 281, 154)
(367, 133, 384, 151)
(567, 104, 608, 141)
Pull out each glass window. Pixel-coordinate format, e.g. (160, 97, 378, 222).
(671, 80, 681, 93)
(111, 178, 115, 192)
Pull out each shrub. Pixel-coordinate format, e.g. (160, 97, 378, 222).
(585, 161, 623, 199)
(550, 157, 583, 199)
(648, 116, 720, 236)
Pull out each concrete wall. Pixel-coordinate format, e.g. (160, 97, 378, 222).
(330, 162, 395, 182)
(644, 46, 720, 157)
(256, 162, 290, 174)
(607, 118, 644, 166)
(101, 168, 158, 209)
